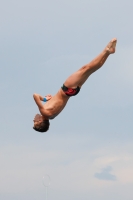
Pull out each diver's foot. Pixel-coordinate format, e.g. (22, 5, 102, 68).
(105, 38, 117, 54)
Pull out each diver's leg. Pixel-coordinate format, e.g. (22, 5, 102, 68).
(64, 38, 117, 88)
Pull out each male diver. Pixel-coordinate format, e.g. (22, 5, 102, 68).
(33, 38, 117, 132)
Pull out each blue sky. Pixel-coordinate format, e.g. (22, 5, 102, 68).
(0, 0, 133, 200)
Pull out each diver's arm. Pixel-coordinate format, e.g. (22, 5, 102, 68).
(33, 94, 44, 109)
(33, 93, 51, 117)
(33, 93, 52, 101)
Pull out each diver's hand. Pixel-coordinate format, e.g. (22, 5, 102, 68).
(45, 94, 52, 101)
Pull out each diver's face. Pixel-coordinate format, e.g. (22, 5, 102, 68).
(33, 114, 43, 127)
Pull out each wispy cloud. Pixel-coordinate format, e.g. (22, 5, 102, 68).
(94, 166, 116, 181)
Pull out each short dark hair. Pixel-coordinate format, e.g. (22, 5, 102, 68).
(33, 120, 50, 132)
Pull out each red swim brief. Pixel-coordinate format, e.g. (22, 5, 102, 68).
(61, 84, 80, 96)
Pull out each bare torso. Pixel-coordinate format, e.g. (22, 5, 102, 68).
(42, 89, 70, 119)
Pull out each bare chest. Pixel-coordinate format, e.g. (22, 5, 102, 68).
(43, 96, 68, 118)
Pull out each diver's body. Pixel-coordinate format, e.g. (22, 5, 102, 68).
(33, 38, 117, 132)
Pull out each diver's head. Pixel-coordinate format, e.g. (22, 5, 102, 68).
(33, 114, 50, 132)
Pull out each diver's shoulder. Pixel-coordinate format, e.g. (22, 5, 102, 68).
(39, 107, 51, 118)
